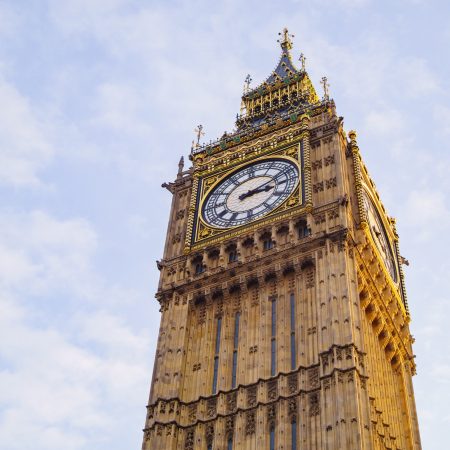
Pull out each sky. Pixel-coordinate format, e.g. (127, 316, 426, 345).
(0, 0, 449, 449)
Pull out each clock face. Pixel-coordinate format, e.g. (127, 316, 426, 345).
(362, 191, 398, 283)
(202, 158, 299, 229)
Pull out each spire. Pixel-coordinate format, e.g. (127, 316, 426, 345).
(235, 29, 320, 131)
(177, 156, 184, 176)
(264, 28, 299, 85)
(277, 27, 294, 51)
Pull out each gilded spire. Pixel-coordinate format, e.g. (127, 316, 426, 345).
(277, 27, 294, 51)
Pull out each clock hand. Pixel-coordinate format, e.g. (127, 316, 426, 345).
(239, 184, 274, 200)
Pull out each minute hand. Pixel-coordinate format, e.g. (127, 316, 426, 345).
(239, 184, 273, 200)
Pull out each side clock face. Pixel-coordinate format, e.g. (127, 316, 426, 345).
(202, 158, 299, 229)
(362, 191, 398, 283)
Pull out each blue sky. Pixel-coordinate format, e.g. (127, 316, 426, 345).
(0, 0, 449, 448)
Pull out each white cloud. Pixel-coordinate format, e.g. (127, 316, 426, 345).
(364, 108, 405, 135)
(0, 78, 54, 187)
(0, 211, 97, 293)
(434, 105, 450, 135)
(90, 83, 153, 136)
(399, 188, 450, 245)
(0, 210, 152, 449)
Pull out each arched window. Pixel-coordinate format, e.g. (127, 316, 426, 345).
(195, 262, 204, 274)
(261, 232, 274, 251)
(290, 293, 296, 370)
(270, 298, 277, 376)
(227, 244, 238, 263)
(212, 317, 222, 394)
(296, 220, 309, 238)
(192, 254, 204, 275)
(291, 418, 297, 450)
(231, 311, 240, 388)
(269, 424, 275, 450)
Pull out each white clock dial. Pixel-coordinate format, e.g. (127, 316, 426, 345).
(362, 191, 398, 283)
(202, 158, 299, 229)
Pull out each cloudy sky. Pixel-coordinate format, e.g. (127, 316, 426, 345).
(0, 0, 449, 448)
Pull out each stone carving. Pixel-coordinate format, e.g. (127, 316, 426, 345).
(185, 428, 195, 450)
(160, 401, 166, 414)
(243, 410, 255, 436)
(206, 424, 214, 445)
(288, 373, 298, 393)
(267, 380, 278, 400)
(308, 367, 319, 388)
(251, 287, 259, 306)
(312, 159, 323, 170)
(325, 177, 337, 189)
(328, 208, 339, 220)
(267, 404, 276, 421)
(309, 392, 320, 416)
(324, 155, 335, 166)
(360, 377, 367, 390)
(345, 346, 353, 360)
(314, 213, 326, 224)
(288, 398, 297, 416)
(313, 181, 324, 193)
(249, 345, 258, 354)
(207, 398, 217, 418)
(197, 302, 206, 325)
(225, 416, 234, 437)
(176, 209, 185, 220)
(188, 404, 197, 422)
(227, 392, 237, 413)
(247, 386, 257, 407)
(305, 269, 315, 288)
(215, 299, 223, 318)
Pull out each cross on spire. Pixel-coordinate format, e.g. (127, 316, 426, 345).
(277, 27, 294, 51)
(191, 124, 205, 151)
(243, 74, 252, 94)
(321, 76, 330, 100)
(299, 53, 306, 71)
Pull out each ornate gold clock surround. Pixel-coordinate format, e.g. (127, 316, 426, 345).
(185, 140, 309, 252)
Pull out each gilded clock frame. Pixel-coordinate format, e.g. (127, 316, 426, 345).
(185, 139, 309, 252)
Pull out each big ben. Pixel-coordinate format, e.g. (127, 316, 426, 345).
(142, 29, 421, 450)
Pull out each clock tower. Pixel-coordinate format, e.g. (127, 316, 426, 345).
(142, 29, 421, 450)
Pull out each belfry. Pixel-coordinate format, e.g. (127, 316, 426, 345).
(142, 29, 421, 450)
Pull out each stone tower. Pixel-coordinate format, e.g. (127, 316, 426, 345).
(142, 29, 421, 450)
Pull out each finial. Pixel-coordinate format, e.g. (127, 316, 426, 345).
(178, 156, 184, 175)
(348, 130, 357, 143)
(243, 74, 252, 94)
(277, 28, 294, 51)
(321, 76, 330, 100)
(191, 124, 205, 151)
(299, 53, 306, 71)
